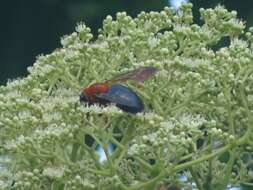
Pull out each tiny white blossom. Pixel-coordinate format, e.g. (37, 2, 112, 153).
(75, 22, 88, 33)
(179, 114, 206, 128)
(43, 167, 64, 179)
(230, 38, 248, 49)
(160, 121, 175, 129)
(148, 36, 159, 49)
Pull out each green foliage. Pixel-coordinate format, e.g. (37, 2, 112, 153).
(0, 3, 253, 190)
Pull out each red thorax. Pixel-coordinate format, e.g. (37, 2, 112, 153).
(83, 83, 109, 97)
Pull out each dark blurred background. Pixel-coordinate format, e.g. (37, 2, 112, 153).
(1, 0, 253, 85)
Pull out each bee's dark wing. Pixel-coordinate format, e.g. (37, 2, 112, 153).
(106, 67, 158, 84)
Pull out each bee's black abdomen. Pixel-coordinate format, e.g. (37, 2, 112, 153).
(96, 84, 144, 114)
(116, 102, 144, 114)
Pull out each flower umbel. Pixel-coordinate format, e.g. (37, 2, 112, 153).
(0, 3, 253, 190)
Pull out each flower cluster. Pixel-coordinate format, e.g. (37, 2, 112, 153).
(0, 3, 253, 190)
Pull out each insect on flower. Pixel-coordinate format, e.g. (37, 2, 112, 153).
(80, 67, 158, 113)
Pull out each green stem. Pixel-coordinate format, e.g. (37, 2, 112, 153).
(80, 142, 102, 169)
(153, 77, 172, 96)
(178, 144, 214, 163)
(237, 87, 253, 144)
(204, 159, 213, 190)
(188, 140, 204, 190)
(87, 168, 110, 176)
(222, 84, 235, 135)
(189, 167, 204, 190)
(219, 150, 236, 190)
(77, 65, 83, 80)
(172, 144, 231, 172)
(151, 97, 164, 116)
(241, 182, 253, 186)
(169, 90, 207, 114)
(70, 142, 80, 162)
(110, 136, 125, 149)
(111, 122, 136, 161)
(103, 143, 116, 174)
(134, 156, 153, 172)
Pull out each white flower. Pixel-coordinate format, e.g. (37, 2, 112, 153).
(42, 112, 62, 123)
(144, 20, 153, 29)
(43, 167, 64, 179)
(60, 32, 78, 47)
(148, 36, 159, 49)
(160, 121, 175, 129)
(75, 22, 88, 33)
(136, 112, 162, 121)
(230, 38, 248, 49)
(79, 104, 122, 115)
(179, 114, 206, 128)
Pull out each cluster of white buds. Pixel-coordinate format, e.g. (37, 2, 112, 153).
(0, 2, 253, 189)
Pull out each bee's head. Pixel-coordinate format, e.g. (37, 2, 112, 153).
(79, 92, 88, 102)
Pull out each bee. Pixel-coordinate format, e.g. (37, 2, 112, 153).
(80, 67, 158, 113)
